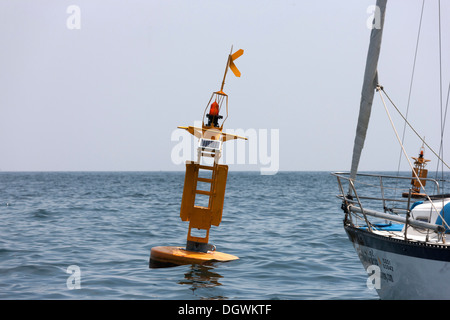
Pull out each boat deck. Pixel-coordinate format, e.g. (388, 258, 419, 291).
(357, 224, 450, 247)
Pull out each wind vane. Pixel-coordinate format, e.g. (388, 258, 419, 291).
(219, 47, 244, 92)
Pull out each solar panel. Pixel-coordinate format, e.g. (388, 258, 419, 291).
(199, 139, 221, 151)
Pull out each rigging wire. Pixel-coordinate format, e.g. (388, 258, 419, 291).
(435, 0, 448, 184)
(441, 83, 450, 168)
(376, 86, 450, 232)
(439, 0, 443, 139)
(396, 0, 425, 175)
(391, 0, 426, 206)
(379, 87, 450, 171)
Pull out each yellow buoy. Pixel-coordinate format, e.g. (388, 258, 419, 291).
(402, 146, 431, 199)
(149, 48, 246, 268)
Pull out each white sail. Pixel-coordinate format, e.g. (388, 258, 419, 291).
(349, 0, 387, 188)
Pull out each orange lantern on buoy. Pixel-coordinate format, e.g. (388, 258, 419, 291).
(206, 101, 221, 127)
(210, 101, 219, 116)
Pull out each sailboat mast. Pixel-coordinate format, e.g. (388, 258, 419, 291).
(349, 0, 387, 192)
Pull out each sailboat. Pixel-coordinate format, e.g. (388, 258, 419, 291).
(333, 0, 450, 299)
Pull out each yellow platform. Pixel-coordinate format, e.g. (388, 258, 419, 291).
(149, 246, 238, 268)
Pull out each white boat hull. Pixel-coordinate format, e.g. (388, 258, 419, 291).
(345, 225, 450, 299)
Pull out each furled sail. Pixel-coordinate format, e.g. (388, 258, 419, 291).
(349, 0, 388, 190)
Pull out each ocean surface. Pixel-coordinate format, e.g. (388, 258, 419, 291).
(0, 171, 400, 300)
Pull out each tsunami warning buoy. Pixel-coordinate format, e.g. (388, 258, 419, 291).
(149, 48, 246, 268)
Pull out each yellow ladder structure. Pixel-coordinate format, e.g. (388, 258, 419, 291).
(180, 145, 228, 252)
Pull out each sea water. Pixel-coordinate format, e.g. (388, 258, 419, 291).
(0, 171, 382, 300)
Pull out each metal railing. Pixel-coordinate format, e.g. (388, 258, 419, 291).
(332, 172, 448, 234)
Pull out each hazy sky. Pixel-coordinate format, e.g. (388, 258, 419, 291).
(0, 0, 448, 172)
